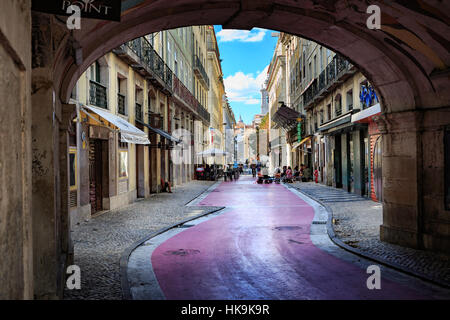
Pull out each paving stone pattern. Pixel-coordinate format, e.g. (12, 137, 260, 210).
(64, 180, 218, 300)
(292, 182, 450, 287)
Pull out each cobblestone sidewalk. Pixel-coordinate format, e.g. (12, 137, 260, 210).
(64, 180, 219, 300)
(291, 182, 450, 287)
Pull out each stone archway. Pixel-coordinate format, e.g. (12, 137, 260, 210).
(26, 0, 450, 298)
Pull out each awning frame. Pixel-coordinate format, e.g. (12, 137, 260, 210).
(81, 104, 150, 145)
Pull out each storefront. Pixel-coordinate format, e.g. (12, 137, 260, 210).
(351, 103, 382, 201)
(69, 104, 150, 224)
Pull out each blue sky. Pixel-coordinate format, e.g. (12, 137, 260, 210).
(214, 26, 278, 124)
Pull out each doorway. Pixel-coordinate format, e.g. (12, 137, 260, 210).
(89, 139, 107, 213)
(136, 144, 145, 198)
(334, 136, 342, 188)
(373, 136, 383, 202)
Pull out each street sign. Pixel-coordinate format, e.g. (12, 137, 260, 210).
(32, 0, 122, 22)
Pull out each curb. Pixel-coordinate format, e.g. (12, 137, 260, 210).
(120, 182, 225, 300)
(289, 184, 450, 290)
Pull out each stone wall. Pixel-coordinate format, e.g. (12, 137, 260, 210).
(0, 0, 33, 299)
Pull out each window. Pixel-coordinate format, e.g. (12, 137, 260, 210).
(308, 62, 312, 82)
(91, 61, 101, 83)
(69, 148, 77, 190)
(119, 151, 128, 179)
(327, 104, 332, 121)
(313, 55, 317, 78)
(335, 94, 342, 116)
(319, 47, 323, 72)
(346, 90, 353, 111)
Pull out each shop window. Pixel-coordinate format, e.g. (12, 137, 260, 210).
(119, 151, 129, 179)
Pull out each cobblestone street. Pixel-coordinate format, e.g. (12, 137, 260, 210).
(64, 181, 218, 300)
(291, 182, 450, 287)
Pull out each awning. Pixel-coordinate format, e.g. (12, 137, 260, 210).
(292, 136, 312, 150)
(136, 119, 181, 143)
(272, 105, 302, 130)
(351, 103, 381, 123)
(317, 113, 352, 133)
(82, 105, 150, 145)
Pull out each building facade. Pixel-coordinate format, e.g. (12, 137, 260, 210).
(68, 27, 222, 226)
(267, 33, 382, 201)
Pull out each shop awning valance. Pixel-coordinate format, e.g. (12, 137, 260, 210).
(136, 119, 181, 144)
(272, 105, 302, 130)
(81, 105, 150, 145)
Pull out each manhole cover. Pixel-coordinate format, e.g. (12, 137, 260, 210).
(273, 226, 302, 231)
(163, 249, 200, 256)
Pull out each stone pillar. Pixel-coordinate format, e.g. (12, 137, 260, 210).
(0, 0, 33, 300)
(31, 12, 73, 299)
(60, 103, 76, 270)
(377, 108, 450, 253)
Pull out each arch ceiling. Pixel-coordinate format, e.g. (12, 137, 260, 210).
(54, 0, 450, 114)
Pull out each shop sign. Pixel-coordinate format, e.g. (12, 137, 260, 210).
(32, 0, 122, 21)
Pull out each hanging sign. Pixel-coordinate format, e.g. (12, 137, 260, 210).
(32, 0, 122, 22)
(297, 122, 302, 143)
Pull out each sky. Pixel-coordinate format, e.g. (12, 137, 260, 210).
(214, 26, 279, 124)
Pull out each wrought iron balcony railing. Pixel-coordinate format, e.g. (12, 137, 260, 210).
(172, 76, 210, 124)
(118, 93, 126, 115)
(114, 37, 210, 125)
(125, 38, 173, 91)
(89, 80, 108, 109)
(135, 102, 143, 122)
(194, 55, 210, 88)
(303, 54, 353, 108)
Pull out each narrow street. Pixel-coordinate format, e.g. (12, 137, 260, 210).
(127, 176, 450, 300)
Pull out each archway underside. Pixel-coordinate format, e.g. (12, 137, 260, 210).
(56, 0, 450, 113)
(26, 0, 450, 299)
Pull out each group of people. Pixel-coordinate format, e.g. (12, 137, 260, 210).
(195, 164, 221, 181)
(224, 164, 241, 181)
(254, 164, 311, 184)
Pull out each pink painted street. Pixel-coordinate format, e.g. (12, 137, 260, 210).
(149, 176, 435, 300)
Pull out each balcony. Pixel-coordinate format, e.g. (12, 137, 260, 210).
(172, 76, 210, 125)
(303, 54, 355, 108)
(118, 93, 126, 115)
(89, 81, 108, 109)
(135, 102, 143, 122)
(193, 55, 210, 88)
(114, 38, 173, 95)
(113, 37, 210, 126)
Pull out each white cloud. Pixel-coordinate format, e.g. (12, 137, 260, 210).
(217, 28, 267, 43)
(224, 66, 269, 106)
